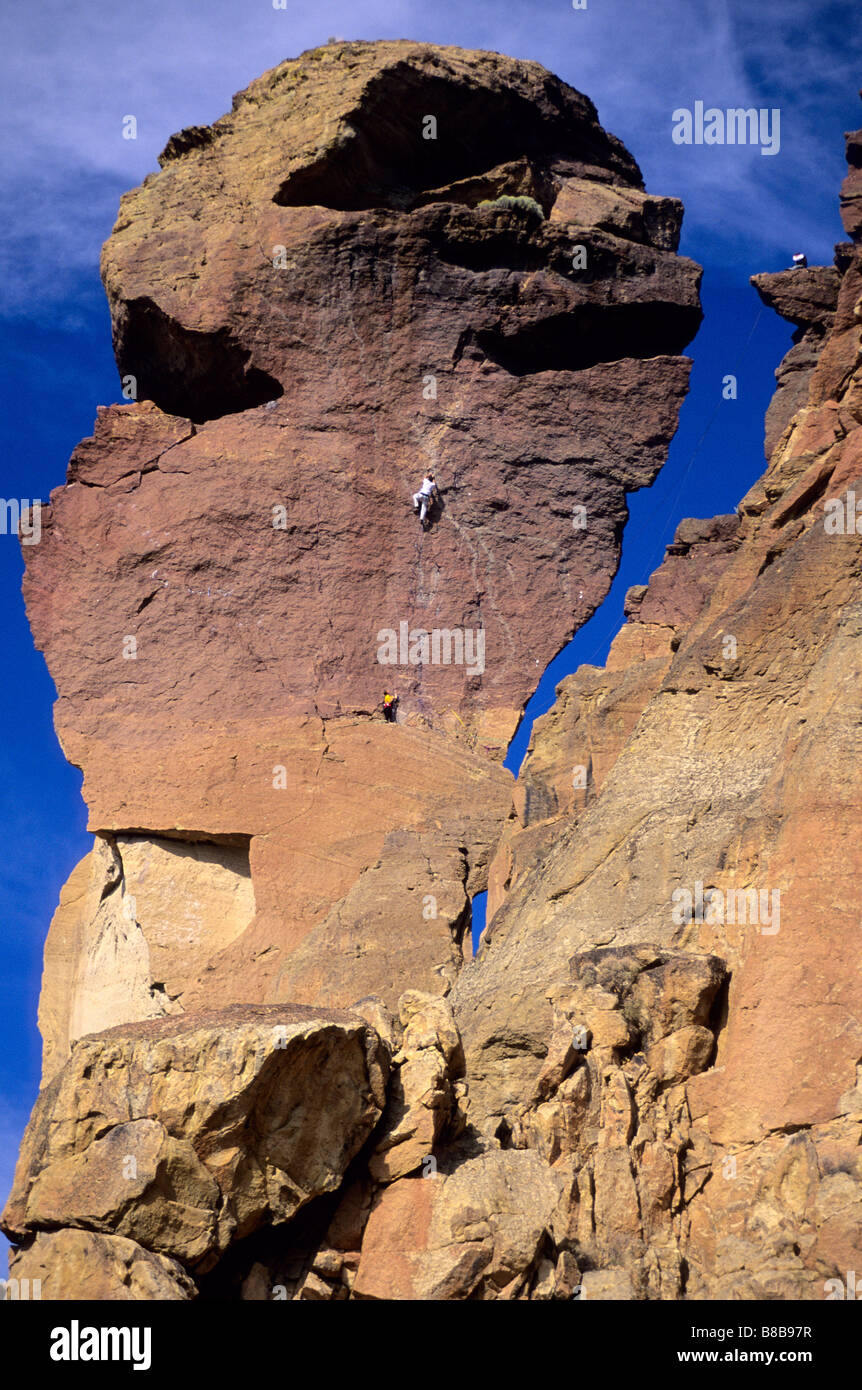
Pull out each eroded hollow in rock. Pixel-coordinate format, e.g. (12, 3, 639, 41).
(115, 297, 283, 423)
(273, 64, 637, 212)
(475, 300, 701, 375)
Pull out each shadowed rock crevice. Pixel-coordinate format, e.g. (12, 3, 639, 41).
(429, 207, 685, 275)
(193, 1184, 345, 1300)
(115, 297, 284, 423)
(272, 58, 641, 212)
(474, 301, 701, 375)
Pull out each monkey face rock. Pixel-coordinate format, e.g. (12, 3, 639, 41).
(22, 41, 700, 1054)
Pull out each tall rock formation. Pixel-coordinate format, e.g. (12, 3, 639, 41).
(14, 46, 858, 1302)
(20, 40, 701, 1084)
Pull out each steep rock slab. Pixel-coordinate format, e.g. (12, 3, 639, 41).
(840, 126, 862, 241)
(273, 831, 474, 1015)
(3, 1005, 387, 1272)
(486, 513, 740, 923)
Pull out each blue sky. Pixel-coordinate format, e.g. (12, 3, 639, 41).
(2, 0, 860, 1242)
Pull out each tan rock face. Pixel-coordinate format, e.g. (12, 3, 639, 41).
(353, 1149, 569, 1300)
(269, 828, 479, 1014)
(367, 990, 465, 1183)
(8, 1229, 196, 1301)
(452, 122, 862, 1299)
(492, 945, 725, 1299)
(841, 129, 862, 240)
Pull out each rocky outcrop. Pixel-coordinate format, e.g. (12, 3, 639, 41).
(450, 118, 862, 1299)
(5, 1006, 387, 1277)
(13, 47, 861, 1306)
(8, 1230, 197, 1301)
(751, 265, 841, 458)
(353, 1148, 570, 1300)
(365, 991, 465, 1184)
(22, 39, 700, 1078)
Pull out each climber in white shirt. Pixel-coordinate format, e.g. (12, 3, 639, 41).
(412, 473, 440, 527)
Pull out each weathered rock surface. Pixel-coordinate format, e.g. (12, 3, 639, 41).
(367, 990, 465, 1183)
(840, 126, 862, 241)
(353, 1148, 569, 1299)
(32, 39, 701, 767)
(751, 265, 841, 458)
(8, 1229, 197, 1301)
(39, 834, 254, 1083)
(452, 120, 862, 1298)
(486, 512, 741, 922)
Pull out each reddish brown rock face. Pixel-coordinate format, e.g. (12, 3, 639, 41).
(21, 40, 701, 1054)
(33, 42, 701, 764)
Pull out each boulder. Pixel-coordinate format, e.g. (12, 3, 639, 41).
(3, 1005, 387, 1271)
